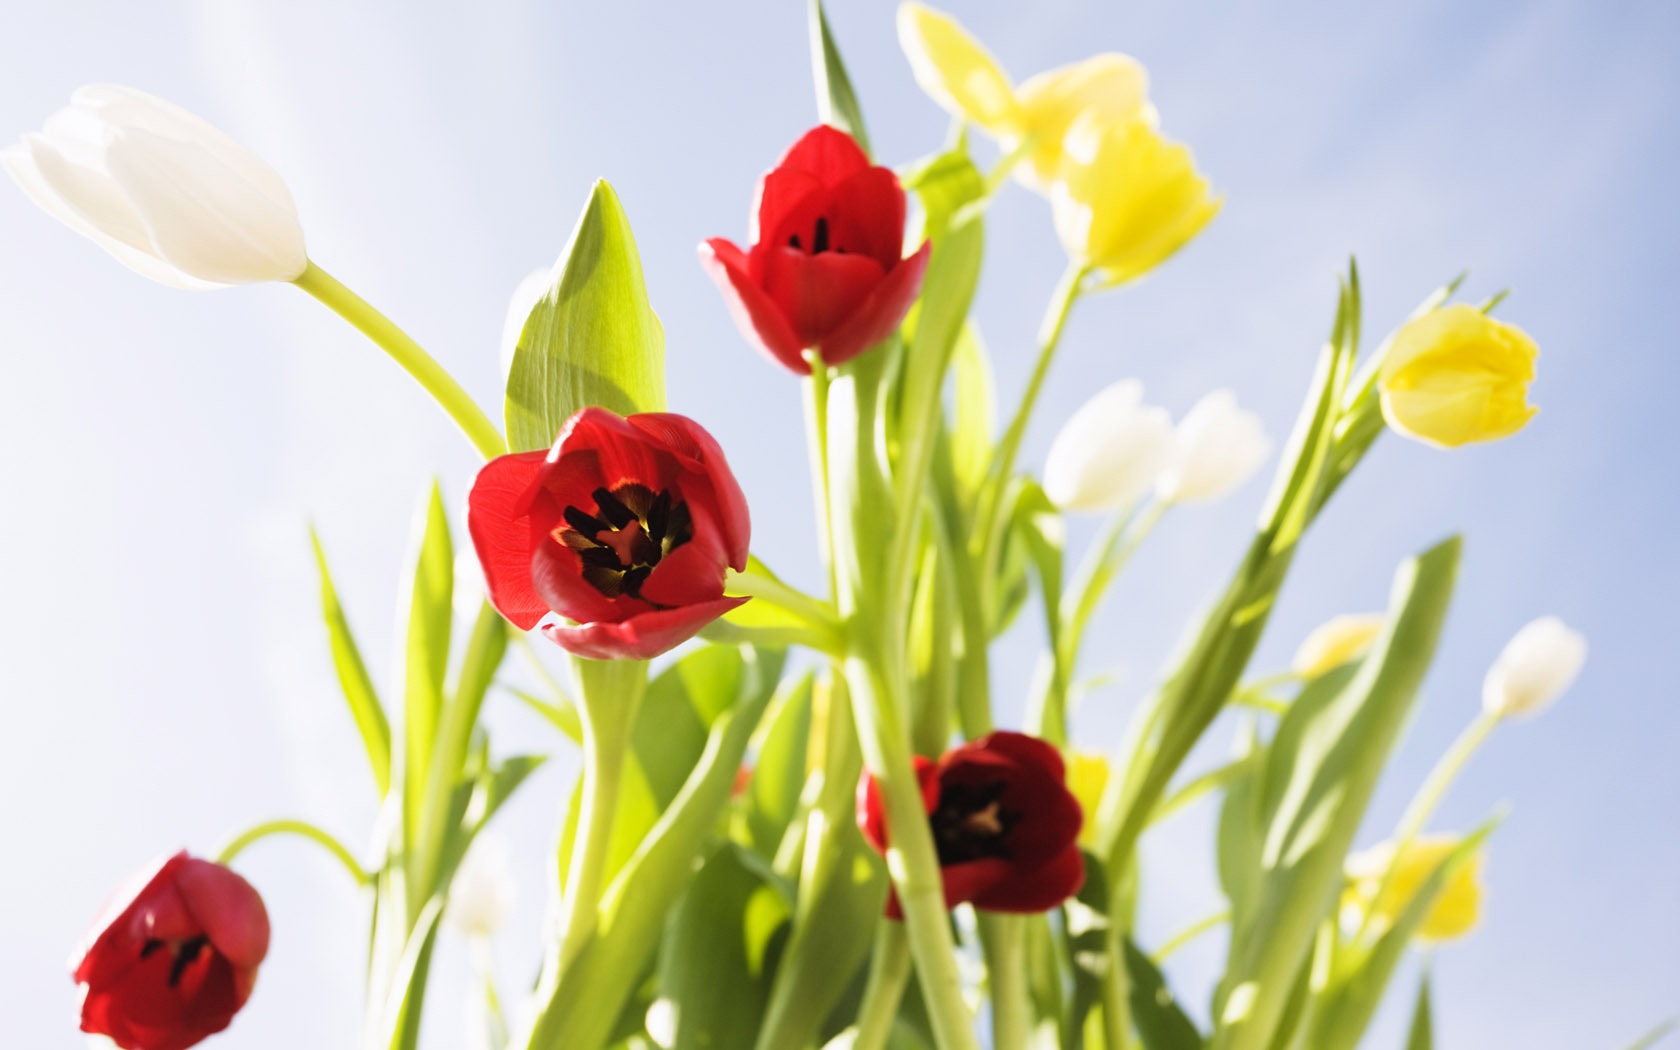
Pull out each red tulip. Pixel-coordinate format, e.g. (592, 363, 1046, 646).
(468, 407, 751, 660)
(858, 731, 1084, 916)
(701, 124, 932, 374)
(74, 852, 270, 1050)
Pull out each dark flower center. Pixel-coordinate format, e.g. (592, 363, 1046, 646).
(930, 778, 1021, 866)
(139, 935, 211, 988)
(788, 215, 846, 255)
(557, 483, 693, 602)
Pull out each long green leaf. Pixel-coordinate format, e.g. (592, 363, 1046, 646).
(399, 482, 453, 872)
(809, 0, 869, 154)
(1012, 480, 1069, 746)
(1123, 937, 1205, 1050)
(1404, 971, 1433, 1050)
(741, 671, 815, 860)
(309, 528, 390, 795)
(1623, 1020, 1680, 1050)
(504, 180, 665, 452)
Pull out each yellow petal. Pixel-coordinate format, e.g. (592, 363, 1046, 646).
(1291, 613, 1387, 678)
(1345, 834, 1484, 943)
(1378, 303, 1540, 448)
(897, 2, 1021, 134)
(1014, 53, 1153, 192)
(1067, 751, 1109, 846)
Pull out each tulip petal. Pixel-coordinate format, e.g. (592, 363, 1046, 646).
(628, 413, 752, 567)
(940, 857, 1015, 908)
(1014, 53, 1152, 192)
(173, 859, 270, 970)
(540, 596, 748, 660)
(73, 852, 190, 986)
(776, 124, 872, 184)
(467, 450, 553, 630)
(699, 238, 809, 373)
(971, 843, 1085, 913)
(970, 730, 1067, 781)
(897, 3, 1021, 134)
(829, 167, 909, 271)
(556, 407, 675, 492)
(752, 168, 824, 247)
(638, 540, 729, 608)
(814, 239, 931, 366)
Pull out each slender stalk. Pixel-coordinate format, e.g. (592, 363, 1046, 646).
(804, 352, 837, 595)
(214, 819, 368, 883)
(554, 658, 647, 971)
(980, 913, 1031, 1050)
(293, 262, 506, 460)
(1151, 761, 1250, 827)
(723, 566, 840, 636)
(852, 923, 915, 1050)
(1154, 909, 1230, 962)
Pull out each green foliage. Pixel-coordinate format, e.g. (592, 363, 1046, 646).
(309, 527, 390, 795)
(504, 180, 665, 452)
(1404, 972, 1434, 1050)
(1123, 938, 1205, 1050)
(809, 0, 869, 155)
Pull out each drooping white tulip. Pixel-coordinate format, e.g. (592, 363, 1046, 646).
(1042, 379, 1173, 512)
(1482, 616, 1586, 719)
(4, 84, 307, 287)
(1156, 388, 1271, 504)
(446, 834, 515, 938)
(500, 267, 553, 381)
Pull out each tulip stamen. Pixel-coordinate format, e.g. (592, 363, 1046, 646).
(557, 483, 694, 602)
(166, 936, 210, 988)
(931, 779, 1021, 865)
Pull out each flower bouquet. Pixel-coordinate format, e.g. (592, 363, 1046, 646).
(10, 4, 1641, 1050)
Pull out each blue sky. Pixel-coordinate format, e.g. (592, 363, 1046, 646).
(1, 1, 1675, 1047)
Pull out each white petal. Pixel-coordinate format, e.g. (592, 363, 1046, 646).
(446, 834, 515, 937)
(1044, 380, 1174, 512)
(1482, 616, 1587, 718)
(1157, 388, 1272, 503)
(104, 126, 307, 283)
(501, 267, 555, 382)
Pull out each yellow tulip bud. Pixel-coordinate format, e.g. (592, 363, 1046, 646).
(897, 3, 1021, 135)
(1291, 613, 1387, 678)
(1012, 54, 1155, 192)
(1050, 114, 1221, 285)
(1378, 303, 1539, 449)
(1067, 751, 1109, 846)
(1345, 835, 1484, 942)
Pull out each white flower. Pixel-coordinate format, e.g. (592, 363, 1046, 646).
(447, 834, 515, 937)
(1291, 612, 1386, 678)
(500, 267, 553, 381)
(1156, 389, 1271, 504)
(4, 84, 306, 287)
(1482, 616, 1586, 719)
(1043, 379, 1173, 512)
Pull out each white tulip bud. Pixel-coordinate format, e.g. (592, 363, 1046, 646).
(500, 267, 553, 381)
(447, 834, 515, 937)
(4, 84, 306, 288)
(1291, 612, 1386, 678)
(1482, 616, 1586, 719)
(1156, 388, 1271, 504)
(1043, 379, 1173, 512)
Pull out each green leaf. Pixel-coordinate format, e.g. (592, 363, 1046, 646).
(1216, 723, 1264, 935)
(659, 842, 793, 1050)
(1404, 972, 1433, 1050)
(309, 528, 390, 795)
(1623, 1020, 1680, 1050)
(504, 683, 582, 743)
(372, 897, 444, 1050)
(399, 482, 453, 863)
(1214, 536, 1461, 1050)
(504, 180, 665, 452)
(1012, 479, 1069, 745)
(901, 139, 985, 246)
(741, 671, 815, 860)
(1124, 937, 1205, 1050)
(947, 322, 995, 504)
(808, 0, 869, 155)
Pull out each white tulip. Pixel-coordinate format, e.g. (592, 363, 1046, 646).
(500, 267, 553, 380)
(447, 833, 515, 937)
(1482, 616, 1586, 719)
(4, 84, 306, 288)
(1043, 379, 1174, 512)
(1156, 388, 1271, 504)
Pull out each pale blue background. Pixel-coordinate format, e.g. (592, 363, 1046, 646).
(1, 2, 1675, 1047)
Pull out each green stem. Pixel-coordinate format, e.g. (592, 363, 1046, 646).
(1151, 760, 1250, 827)
(1154, 909, 1230, 962)
(805, 352, 837, 596)
(214, 819, 367, 883)
(723, 566, 840, 637)
(980, 913, 1031, 1050)
(554, 658, 647, 971)
(293, 262, 506, 460)
(976, 263, 1087, 606)
(852, 922, 914, 1050)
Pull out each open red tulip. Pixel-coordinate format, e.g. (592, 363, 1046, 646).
(701, 124, 931, 374)
(858, 731, 1085, 916)
(74, 852, 270, 1050)
(468, 407, 751, 660)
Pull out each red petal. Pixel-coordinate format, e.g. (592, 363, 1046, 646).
(467, 450, 553, 630)
(753, 168, 824, 246)
(540, 596, 748, 660)
(174, 859, 270, 970)
(760, 246, 886, 349)
(699, 238, 809, 374)
(817, 239, 930, 366)
(73, 852, 190, 986)
(829, 167, 909, 271)
(940, 857, 1015, 909)
(638, 541, 728, 608)
(777, 124, 871, 184)
(556, 407, 675, 493)
(970, 730, 1067, 782)
(628, 413, 751, 569)
(971, 843, 1086, 914)
(528, 534, 651, 626)
(856, 757, 939, 854)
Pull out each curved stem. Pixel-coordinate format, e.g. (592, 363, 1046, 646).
(1154, 909, 1230, 963)
(724, 566, 840, 636)
(852, 922, 914, 1050)
(214, 819, 367, 883)
(293, 262, 506, 460)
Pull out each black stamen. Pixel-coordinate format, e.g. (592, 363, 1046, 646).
(167, 937, 209, 988)
(139, 939, 164, 960)
(563, 506, 604, 537)
(577, 546, 624, 569)
(812, 216, 830, 254)
(621, 565, 653, 597)
(789, 233, 802, 250)
(647, 490, 672, 543)
(593, 487, 636, 529)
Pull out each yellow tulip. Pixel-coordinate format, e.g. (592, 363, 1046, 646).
(897, 3, 1021, 136)
(1291, 613, 1387, 678)
(1067, 751, 1109, 846)
(1051, 114, 1221, 284)
(1344, 835, 1484, 942)
(1378, 303, 1539, 448)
